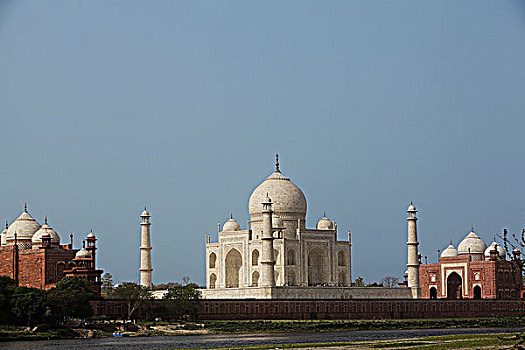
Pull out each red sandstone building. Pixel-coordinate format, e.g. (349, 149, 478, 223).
(417, 230, 522, 300)
(0, 205, 103, 297)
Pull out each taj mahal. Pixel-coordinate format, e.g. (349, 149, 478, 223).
(200, 156, 414, 299)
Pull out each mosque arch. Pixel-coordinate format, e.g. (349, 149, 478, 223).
(209, 273, 217, 289)
(337, 250, 346, 266)
(225, 248, 242, 288)
(252, 249, 259, 266)
(429, 287, 437, 299)
(209, 252, 217, 269)
(473, 285, 481, 299)
(287, 249, 296, 265)
(308, 247, 328, 286)
(252, 271, 259, 287)
(446, 272, 462, 299)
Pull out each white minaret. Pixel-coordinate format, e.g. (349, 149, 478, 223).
(260, 194, 275, 287)
(406, 202, 420, 298)
(140, 207, 153, 287)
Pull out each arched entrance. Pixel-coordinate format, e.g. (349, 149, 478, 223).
(447, 272, 462, 299)
(308, 247, 328, 286)
(473, 285, 482, 299)
(225, 248, 242, 288)
(429, 287, 437, 299)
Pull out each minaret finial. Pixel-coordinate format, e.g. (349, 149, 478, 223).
(450, 239, 452, 245)
(5, 221, 8, 229)
(324, 211, 326, 217)
(275, 154, 280, 172)
(471, 224, 474, 232)
(44, 216, 48, 225)
(24, 203, 27, 212)
(230, 213, 233, 219)
(144, 206, 147, 211)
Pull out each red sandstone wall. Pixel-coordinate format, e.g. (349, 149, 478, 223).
(90, 299, 525, 320)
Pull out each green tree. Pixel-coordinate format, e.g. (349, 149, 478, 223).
(101, 272, 114, 297)
(113, 282, 152, 320)
(11, 286, 49, 326)
(163, 279, 201, 320)
(0, 276, 16, 324)
(351, 276, 365, 287)
(50, 277, 95, 320)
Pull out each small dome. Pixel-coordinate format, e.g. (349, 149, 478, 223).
(441, 244, 458, 258)
(407, 203, 417, 212)
(32, 223, 61, 246)
(6, 210, 41, 243)
(222, 217, 241, 232)
(484, 241, 505, 258)
(141, 208, 150, 216)
(457, 230, 487, 255)
(87, 231, 96, 239)
(316, 216, 333, 230)
(272, 215, 284, 229)
(75, 248, 91, 259)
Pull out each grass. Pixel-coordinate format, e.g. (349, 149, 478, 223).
(179, 332, 522, 350)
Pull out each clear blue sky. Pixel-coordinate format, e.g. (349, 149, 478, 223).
(1, 1, 525, 285)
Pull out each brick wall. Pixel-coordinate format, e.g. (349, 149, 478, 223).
(90, 299, 525, 320)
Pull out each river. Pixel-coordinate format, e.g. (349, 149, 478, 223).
(0, 328, 515, 350)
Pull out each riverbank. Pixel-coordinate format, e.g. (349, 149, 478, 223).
(1, 317, 523, 341)
(186, 332, 524, 350)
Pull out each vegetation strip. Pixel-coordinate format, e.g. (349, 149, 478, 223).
(177, 332, 521, 350)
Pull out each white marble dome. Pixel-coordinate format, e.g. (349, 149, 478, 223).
(87, 231, 96, 239)
(6, 210, 41, 242)
(248, 170, 307, 221)
(141, 208, 150, 216)
(75, 248, 91, 259)
(223, 217, 241, 231)
(316, 216, 333, 230)
(32, 223, 61, 246)
(441, 244, 458, 258)
(484, 241, 505, 258)
(457, 231, 487, 255)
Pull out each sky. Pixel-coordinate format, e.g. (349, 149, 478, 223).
(1, 1, 525, 285)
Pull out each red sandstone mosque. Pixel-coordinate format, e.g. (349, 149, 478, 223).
(401, 204, 523, 299)
(0, 204, 103, 297)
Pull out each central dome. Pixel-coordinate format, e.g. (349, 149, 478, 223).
(248, 170, 307, 221)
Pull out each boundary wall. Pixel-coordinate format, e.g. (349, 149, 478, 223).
(91, 299, 524, 320)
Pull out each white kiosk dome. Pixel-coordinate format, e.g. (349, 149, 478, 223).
(32, 220, 61, 246)
(484, 241, 505, 258)
(316, 215, 333, 230)
(457, 230, 487, 255)
(441, 243, 458, 258)
(223, 217, 241, 231)
(75, 248, 91, 259)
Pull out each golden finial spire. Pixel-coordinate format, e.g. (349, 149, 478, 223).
(275, 154, 280, 172)
(24, 203, 27, 213)
(44, 216, 48, 225)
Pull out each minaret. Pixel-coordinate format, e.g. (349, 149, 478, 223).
(260, 194, 275, 287)
(139, 207, 153, 287)
(406, 202, 421, 298)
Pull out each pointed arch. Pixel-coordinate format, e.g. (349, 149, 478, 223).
(209, 252, 217, 269)
(225, 248, 242, 288)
